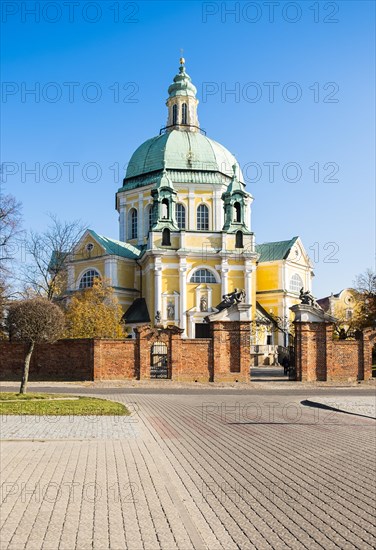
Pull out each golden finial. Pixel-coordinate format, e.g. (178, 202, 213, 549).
(180, 48, 185, 66)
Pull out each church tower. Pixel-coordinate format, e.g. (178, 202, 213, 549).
(222, 164, 252, 248)
(150, 165, 179, 242)
(114, 58, 258, 336)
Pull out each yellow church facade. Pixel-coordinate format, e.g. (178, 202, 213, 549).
(66, 59, 313, 344)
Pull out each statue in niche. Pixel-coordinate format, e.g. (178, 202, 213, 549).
(167, 301, 175, 320)
(200, 296, 208, 312)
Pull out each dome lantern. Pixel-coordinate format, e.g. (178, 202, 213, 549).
(166, 58, 200, 133)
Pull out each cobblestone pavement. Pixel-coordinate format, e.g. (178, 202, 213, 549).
(306, 396, 376, 419)
(1, 386, 375, 549)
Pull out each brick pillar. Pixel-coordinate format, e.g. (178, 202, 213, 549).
(291, 304, 339, 383)
(135, 326, 151, 380)
(170, 331, 182, 380)
(92, 340, 102, 380)
(325, 324, 334, 381)
(362, 328, 375, 381)
(239, 321, 251, 381)
(293, 322, 329, 382)
(211, 320, 250, 383)
(294, 323, 302, 381)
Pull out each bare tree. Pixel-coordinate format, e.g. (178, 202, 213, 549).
(0, 192, 22, 293)
(353, 268, 376, 329)
(22, 214, 86, 301)
(7, 298, 65, 393)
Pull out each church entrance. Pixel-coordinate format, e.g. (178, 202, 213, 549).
(195, 323, 211, 338)
(150, 342, 169, 379)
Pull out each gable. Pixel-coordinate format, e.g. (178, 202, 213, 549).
(284, 238, 312, 267)
(72, 229, 141, 261)
(73, 231, 107, 261)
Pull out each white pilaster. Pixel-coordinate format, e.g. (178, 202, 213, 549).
(221, 258, 229, 297)
(244, 196, 252, 230)
(105, 258, 118, 287)
(179, 257, 187, 336)
(213, 190, 222, 231)
(119, 208, 125, 241)
(154, 256, 162, 320)
(67, 265, 75, 291)
(188, 192, 195, 230)
(244, 260, 254, 321)
(138, 193, 144, 245)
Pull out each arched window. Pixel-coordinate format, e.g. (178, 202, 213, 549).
(289, 273, 304, 293)
(79, 269, 100, 289)
(182, 103, 187, 124)
(162, 228, 171, 246)
(235, 231, 244, 249)
(172, 104, 178, 125)
(176, 203, 186, 229)
(129, 208, 138, 239)
(190, 268, 217, 283)
(197, 204, 209, 230)
(234, 202, 241, 223)
(161, 198, 169, 219)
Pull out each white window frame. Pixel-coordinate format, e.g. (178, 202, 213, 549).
(189, 267, 220, 284)
(289, 273, 304, 293)
(78, 268, 101, 289)
(128, 208, 138, 239)
(176, 203, 186, 229)
(197, 203, 209, 231)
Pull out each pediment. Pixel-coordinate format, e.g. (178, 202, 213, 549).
(286, 238, 312, 267)
(72, 230, 106, 261)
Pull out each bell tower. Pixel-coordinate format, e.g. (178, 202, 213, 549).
(150, 166, 179, 233)
(222, 164, 252, 236)
(166, 58, 200, 132)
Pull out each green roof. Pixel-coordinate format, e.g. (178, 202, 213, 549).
(122, 130, 243, 184)
(256, 237, 299, 262)
(89, 230, 141, 259)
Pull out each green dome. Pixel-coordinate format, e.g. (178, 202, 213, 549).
(125, 130, 244, 183)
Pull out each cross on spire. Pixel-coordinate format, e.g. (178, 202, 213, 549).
(180, 48, 185, 66)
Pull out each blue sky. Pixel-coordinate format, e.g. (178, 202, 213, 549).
(1, 0, 375, 296)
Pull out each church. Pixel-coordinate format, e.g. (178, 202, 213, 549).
(66, 58, 313, 347)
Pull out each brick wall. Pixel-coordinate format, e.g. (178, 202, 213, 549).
(0, 321, 252, 383)
(173, 339, 212, 382)
(294, 321, 374, 382)
(327, 340, 362, 382)
(93, 340, 137, 380)
(0, 339, 94, 381)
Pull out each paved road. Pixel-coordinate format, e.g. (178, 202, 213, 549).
(1, 385, 375, 549)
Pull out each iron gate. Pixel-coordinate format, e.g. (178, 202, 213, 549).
(150, 342, 169, 379)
